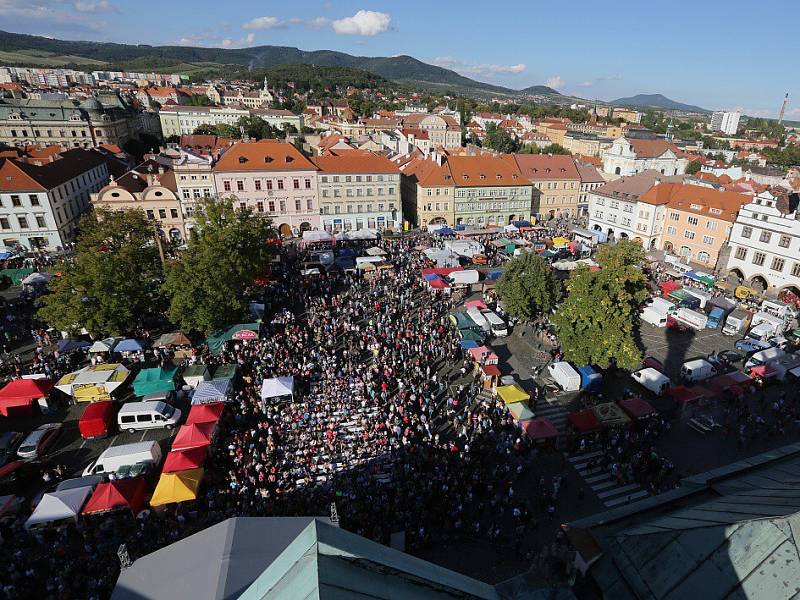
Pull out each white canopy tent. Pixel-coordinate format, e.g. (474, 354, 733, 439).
(89, 337, 123, 353)
(191, 379, 231, 405)
(365, 246, 387, 256)
(21, 272, 52, 286)
(55, 363, 131, 401)
(423, 248, 460, 268)
(301, 231, 335, 245)
(25, 486, 92, 529)
(260, 376, 295, 404)
(444, 240, 484, 258)
(335, 228, 378, 241)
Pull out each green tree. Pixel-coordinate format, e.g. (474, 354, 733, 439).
(37, 209, 162, 338)
(495, 253, 560, 321)
(483, 123, 519, 154)
(162, 198, 275, 334)
(193, 123, 218, 135)
(685, 159, 702, 175)
(188, 94, 211, 107)
(551, 241, 649, 369)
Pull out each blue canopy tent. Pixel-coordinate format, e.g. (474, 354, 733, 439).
(512, 220, 532, 228)
(338, 248, 356, 257)
(57, 339, 91, 353)
(486, 269, 504, 281)
(460, 340, 479, 349)
(191, 379, 231, 405)
(434, 227, 456, 236)
(115, 339, 146, 353)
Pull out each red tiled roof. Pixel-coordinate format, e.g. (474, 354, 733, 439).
(311, 151, 399, 174)
(628, 138, 682, 158)
(644, 182, 750, 222)
(447, 155, 527, 187)
(513, 154, 580, 181)
(212, 140, 317, 172)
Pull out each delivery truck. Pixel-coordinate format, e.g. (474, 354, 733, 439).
(78, 401, 119, 440)
(466, 306, 491, 333)
(748, 312, 785, 338)
(448, 270, 480, 286)
(683, 288, 712, 309)
(631, 367, 671, 396)
(680, 359, 717, 383)
(673, 307, 708, 330)
(547, 361, 581, 392)
(722, 309, 752, 336)
(768, 354, 800, 382)
(641, 297, 674, 327)
(82, 441, 162, 477)
(744, 347, 786, 371)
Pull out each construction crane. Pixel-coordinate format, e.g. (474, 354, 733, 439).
(779, 93, 789, 124)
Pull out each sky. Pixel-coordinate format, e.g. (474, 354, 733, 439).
(1, 0, 799, 118)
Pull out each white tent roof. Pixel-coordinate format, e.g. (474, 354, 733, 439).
(21, 272, 51, 286)
(89, 337, 123, 353)
(54, 363, 131, 396)
(261, 376, 295, 400)
(25, 487, 92, 528)
(301, 230, 334, 243)
(335, 228, 378, 241)
(365, 246, 387, 256)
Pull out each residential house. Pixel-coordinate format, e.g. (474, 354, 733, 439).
(602, 136, 688, 177)
(399, 155, 455, 228)
(576, 162, 606, 216)
(725, 189, 800, 295)
(312, 150, 402, 232)
(448, 155, 532, 227)
(220, 78, 274, 108)
(250, 108, 303, 132)
(0, 148, 110, 249)
(158, 105, 249, 138)
(212, 139, 319, 236)
(92, 159, 188, 241)
(513, 154, 581, 219)
(654, 182, 749, 267)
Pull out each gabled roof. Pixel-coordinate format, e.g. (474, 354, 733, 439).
(576, 163, 605, 183)
(311, 150, 399, 174)
(644, 182, 749, 222)
(402, 156, 453, 187)
(447, 155, 526, 187)
(212, 140, 317, 173)
(628, 137, 683, 159)
(596, 171, 685, 204)
(512, 154, 580, 181)
(0, 148, 107, 192)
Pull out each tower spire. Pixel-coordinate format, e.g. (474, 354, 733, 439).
(779, 93, 789, 124)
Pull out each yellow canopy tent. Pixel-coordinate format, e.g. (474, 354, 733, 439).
(551, 236, 569, 248)
(497, 384, 530, 405)
(149, 468, 204, 507)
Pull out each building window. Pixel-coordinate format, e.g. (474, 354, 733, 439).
(772, 257, 786, 272)
(687, 216, 698, 226)
(158, 209, 166, 219)
(266, 180, 273, 190)
(255, 180, 261, 191)
(792, 263, 800, 278)
(706, 221, 717, 231)
(295, 199, 301, 211)
(741, 226, 752, 238)
(35, 215, 46, 228)
(684, 230, 695, 240)
(779, 235, 791, 248)
(146, 210, 155, 219)
(0, 218, 8, 230)
(257, 202, 264, 212)
(277, 180, 284, 190)
(279, 200, 286, 212)
(702, 235, 714, 245)
(239, 202, 246, 211)
(236, 181, 244, 192)
(29, 195, 39, 206)
(17, 216, 28, 229)
(759, 231, 772, 243)
(170, 209, 178, 219)
(670, 212, 680, 221)
(307, 199, 313, 210)
(223, 181, 231, 192)
(305, 179, 311, 189)
(667, 226, 677, 235)
(183, 189, 190, 199)
(293, 179, 300, 190)
(268, 201, 275, 212)
(753, 252, 766, 266)
(10, 195, 21, 207)
(734, 247, 747, 260)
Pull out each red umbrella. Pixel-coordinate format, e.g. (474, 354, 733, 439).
(163, 446, 207, 473)
(172, 421, 216, 451)
(82, 477, 147, 515)
(186, 402, 224, 425)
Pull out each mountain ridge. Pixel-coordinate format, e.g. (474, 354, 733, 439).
(610, 93, 708, 113)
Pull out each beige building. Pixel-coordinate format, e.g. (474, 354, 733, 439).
(92, 159, 188, 242)
(513, 154, 581, 219)
(400, 155, 455, 227)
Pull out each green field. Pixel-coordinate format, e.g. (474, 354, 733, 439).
(0, 49, 107, 66)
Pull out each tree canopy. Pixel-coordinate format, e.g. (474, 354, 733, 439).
(162, 198, 275, 335)
(551, 241, 649, 369)
(483, 123, 519, 154)
(37, 209, 162, 338)
(685, 159, 702, 175)
(495, 253, 561, 321)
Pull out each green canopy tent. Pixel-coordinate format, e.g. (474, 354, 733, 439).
(205, 323, 260, 354)
(132, 366, 178, 397)
(212, 364, 238, 381)
(0, 268, 34, 285)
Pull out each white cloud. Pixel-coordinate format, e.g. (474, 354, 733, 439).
(575, 74, 623, 88)
(0, 0, 107, 30)
(74, 0, 113, 13)
(243, 16, 285, 30)
(332, 10, 390, 36)
(429, 56, 526, 77)
(306, 16, 331, 29)
(545, 75, 565, 89)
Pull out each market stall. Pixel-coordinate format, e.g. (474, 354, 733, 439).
(667, 385, 710, 416)
(88, 337, 122, 354)
(468, 346, 498, 365)
(171, 421, 216, 451)
(478, 363, 501, 390)
(56, 339, 90, 354)
(496, 384, 530, 405)
(619, 397, 657, 421)
(212, 364, 238, 382)
(55, 363, 131, 402)
(260, 376, 295, 407)
(25, 487, 92, 528)
(705, 372, 752, 397)
(186, 402, 224, 425)
(132, 366, 178, 397)
(115, 339, 146, 353)
(162, 447, 207, 473)
(206, 324, 260, 354)
(568, 409, 602, 435)
(181, 365, 210, 389)
(0, 378, 53, 417)
(522, 418, 559, 442)
(592, 402, 631, 428)
(82, 477, 147, 516)
(149, 468, 204, 507)
(507, 401, 535, 422)
(191, 379, 231, 405)
(153, 332, 192, 348)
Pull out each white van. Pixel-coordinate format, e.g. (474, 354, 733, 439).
(482, 310, 508, 336)
(82, 441, 163, 477)
(683, 288, 712, 310)
(744, 347, 787, 371)
(631, 368, 671, 396)
(750, 312, 785, 336)
(466, 306, 491, 333)
(547, 361, 581, 392)
(680, 359, 717, 383)
(117, 401, 181, 433)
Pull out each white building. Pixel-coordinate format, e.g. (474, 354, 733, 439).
(158, 105, 303, 138)
(710, 111, 740, 136)
(0, 149, 109, 249)
(588, 171, 680, 249)
(601, 136, 688, 178)
(725, 190, 800, 295)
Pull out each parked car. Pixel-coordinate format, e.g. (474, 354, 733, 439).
(0, 460, 49, 494)
(666, 316, 689, 332)
(0, 432, 22, 467)
(735, 338, 771, 354)
(16, 423, 61, 460)
(642, 356, 664, 371)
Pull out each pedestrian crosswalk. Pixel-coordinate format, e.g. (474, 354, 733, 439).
(566, 449, 650, 508)
(532, 397, 568, 435)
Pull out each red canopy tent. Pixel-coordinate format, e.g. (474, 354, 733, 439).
(421, 267, 463, 277)
(163, 446, 208, 473)
(659, 280, 681, 295)
(82, 477, 147, 515)
(172, 421, 216, 451)
(186, 402, 225, 425)
(667, 385, 709, 407)
(0, 378, 53, 417)
(523, 418, 559, 441)
(464, 300, 488, 309)
(706, 372, 752, 396)
(749, 364, 778, 380)
(427, 277, 450, 290)
(619, 397, 657, 420)
(568, 409, 602, 434)
(480, 364, 501, 378)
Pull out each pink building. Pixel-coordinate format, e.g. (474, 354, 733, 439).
(212, 139, 320, 236)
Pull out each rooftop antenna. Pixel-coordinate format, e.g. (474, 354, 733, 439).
(778, 93, 789, 124)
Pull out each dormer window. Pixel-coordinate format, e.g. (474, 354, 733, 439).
(462, 174, 468, 180)
(264, 156, 273, 163)
(285, 156, 293, 163)
(479, 174, 486, 180)
(496, 174, 501, 180)
(238, 156, 247, 164)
